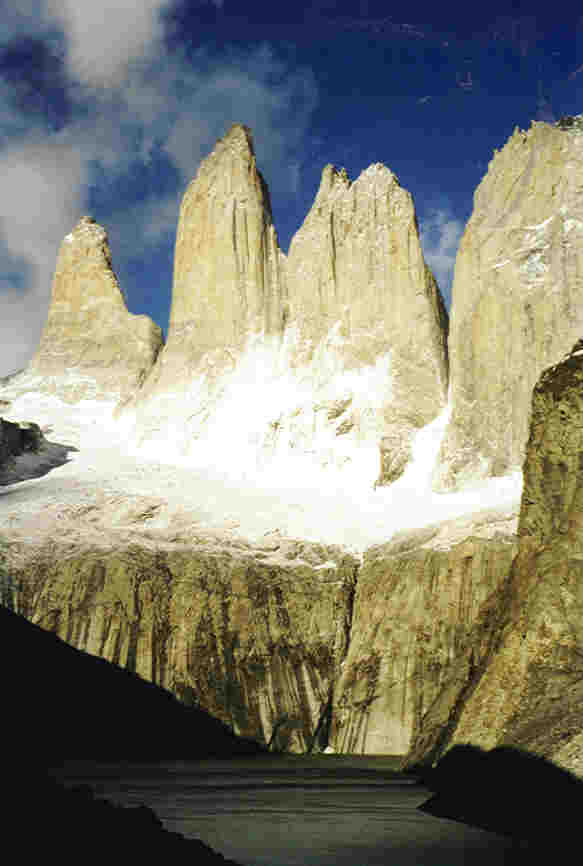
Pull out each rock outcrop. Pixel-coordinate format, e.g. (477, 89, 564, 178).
(330, 507, 518, 754)
(3, 533, 357, 753)
(434, 117, 583, 490)
(406, 340, 583, 777)
(118, 128, 447, 488)
(0, 417, 76, 485)
(4, 216, 162, 406)
(118, 124, 285, 446)
(285, 163, 449, 485)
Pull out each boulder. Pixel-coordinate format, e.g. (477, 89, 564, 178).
(0, 417, 76, 486)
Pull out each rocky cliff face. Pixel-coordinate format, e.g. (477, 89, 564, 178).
(118, 128, 447, 488)
(405, 339, 583, 777)
(2, 216, 163, 407)
(330, 508, 518, 755)
(434, 117, 583, 491)
(285, 163, 449, 485)
(5, 119, 583, 773)
(4, 532, 357, 753)
(118, 124, 286, 449)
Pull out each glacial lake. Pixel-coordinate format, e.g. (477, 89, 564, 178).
(48, 755, 520, 865)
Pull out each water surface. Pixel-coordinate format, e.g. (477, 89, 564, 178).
(49, 756, 518, 865)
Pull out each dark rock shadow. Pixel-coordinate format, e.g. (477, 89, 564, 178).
(1, 604, 264, 762)
(414, 743, 583, 851)
(2, 604, 263, 863)
(0, 416, 78, 486)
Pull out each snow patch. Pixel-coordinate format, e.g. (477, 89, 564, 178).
(0, 386, 522, 557)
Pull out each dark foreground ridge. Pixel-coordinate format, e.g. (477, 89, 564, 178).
(2, 604, 265, 760)
(414, 743, 583, 852)
(6, 766, 243, 865)
(3, 604, 262, 864)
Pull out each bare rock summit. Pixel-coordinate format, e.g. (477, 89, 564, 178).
(120, 133, 448, 488)
(284, 161, 449, 484)
(434, 117, 583, 490)
(123, 124, 284, 404)
(4, 216, 162, 407)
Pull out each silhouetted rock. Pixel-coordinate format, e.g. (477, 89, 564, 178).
(0, 416, 77, 485)
(418, 744, 583, 849)
(0, 604, 264, 762)
(5, 765, 243, 865)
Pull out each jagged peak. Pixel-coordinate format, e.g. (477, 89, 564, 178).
(315, 164, 351, 201)
(186, 123, 260, 193)
(355, 162, 400, 187)
(221, 122, 255, 153)
(313, 161, 401, 208)
(64, 215, 107, 245)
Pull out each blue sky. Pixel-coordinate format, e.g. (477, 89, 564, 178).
(0, 1, 581, 377)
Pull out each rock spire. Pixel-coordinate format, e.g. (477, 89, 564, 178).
(284, 161, 449, 484)
(119, 123, 286, 451)
(11, 215, 162, 405)
(434, 117, 583, 490)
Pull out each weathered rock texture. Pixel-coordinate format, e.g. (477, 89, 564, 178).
(0, 417, 76, 485)
(119, 128, 447, 486)
(284, 163, 449, 485)
(6, 216, 162, 406)
(434, 116, 583, 491)
(120, 124, 285, 441)
(330, 508, 518, 755)
(407, 340, 583, 778)
(3, 533, 357, 753)
(1, 604, 261, 761)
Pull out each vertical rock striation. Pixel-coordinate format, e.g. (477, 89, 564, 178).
(121, 124, 286, 450)
(6, 216, 162, 406)
(330, 509, 518, 755)
(121, 128, 448, 487)
(402, 339, 583, 777)
(434, 116, 583, 490)
(434, 340, 583, 777)
(284, 163, 449, 485)
(5, 536, 357, 753)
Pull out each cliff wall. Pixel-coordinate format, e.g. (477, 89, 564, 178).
(405, 339, 583, 778)
(330, 509, 518, 755)
(3, 533, 356, 753)
(434, 117, 583, 490)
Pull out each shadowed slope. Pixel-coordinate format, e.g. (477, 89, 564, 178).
(0, 603, 264, 761)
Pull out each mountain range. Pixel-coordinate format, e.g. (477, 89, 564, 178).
(1, 114, 583, 773)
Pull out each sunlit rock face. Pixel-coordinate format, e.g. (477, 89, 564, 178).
(403, 340, 583, 778)
(281, 162, 449, 486)
(4, 216, 162, 407)
(330, 507, 518, 755)
(119, 124, 287, 457)
(434, 116, 583, 491)
(119, 127, 447, 489)
(4, 534, 357, 753)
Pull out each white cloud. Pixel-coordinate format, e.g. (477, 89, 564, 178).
(0, 130, 89, 374)
(44, 0, 169, 87)
(0, 7, 318, 376)
(419, 207, 464, 308)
